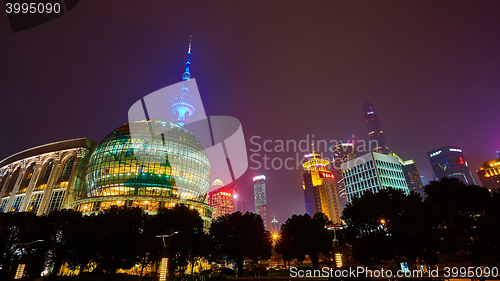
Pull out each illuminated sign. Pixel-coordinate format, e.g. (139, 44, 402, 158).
(219, 191, 232, 196)
(459, 157, 465, 165)
(430, 151, 441, 157)
(253, 175, 266, 181)
(449, 148, 462, 152)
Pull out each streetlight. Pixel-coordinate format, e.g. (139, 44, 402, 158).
(156, 232, 179, 281)
(13, 240, 44, 279)
(326, 224, 343, 268)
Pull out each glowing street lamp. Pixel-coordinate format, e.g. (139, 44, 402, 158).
(326, 224, 343, 268)
(13, 240, 44, 279)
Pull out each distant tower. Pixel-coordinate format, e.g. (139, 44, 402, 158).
(271, 216, 279, 233)
(402, 160, 425, 196)
(253, 175, 268, 229)
(427, 145, 476, 185)
(362, 102, 390, 154)
(497, 151, 500, 158)
(302, 151, 341, 224)
(329, 143, 357, 211)
(172, 37, 195, 126)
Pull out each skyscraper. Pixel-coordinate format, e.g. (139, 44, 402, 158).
(172, 37, 195, 126)
(362, 102, 389, 154)
(253, 175, 268, 229)
(402, 160, 425, 196)
(329, 143, 357, 211)
(302, 152, 341, 224)
(271, 215, 280, 233)
(477, 157, 500, 190)
(341, 152, 410, 203)
(427, 145, 476, 185)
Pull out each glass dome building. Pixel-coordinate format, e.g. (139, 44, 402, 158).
(69, 119, 213, 227)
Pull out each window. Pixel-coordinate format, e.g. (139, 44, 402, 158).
(35, 159, 54, 191)
(47, 190, 66, 212)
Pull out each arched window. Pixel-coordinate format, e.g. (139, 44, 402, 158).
(35, 159, 54, 191)
(4, 168, 20, 196)
(57, 156, 75, 188)
(0, 170, 9, 194)
(17, 162, 35, 194)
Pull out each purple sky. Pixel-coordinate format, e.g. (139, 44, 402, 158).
(1, 1, 500, 224)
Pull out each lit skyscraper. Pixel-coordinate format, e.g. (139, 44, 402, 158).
(477, 157, 500, 190)
(341, 152, 410, 202)
(271, 215, 279, 233)
(302, 152, 341, 224)
(253, 175, 268, 229)
(329, 143, 357, 211)
(402, 160, 425, 196)
(427, 145, 476, 185)
(209, 179, 245, 218)
(362, 102, 390, 154)
(172, 37, 195, 126)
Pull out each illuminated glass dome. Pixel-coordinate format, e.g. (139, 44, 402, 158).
(85, 120, 210, 202)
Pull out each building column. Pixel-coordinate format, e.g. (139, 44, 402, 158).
(61, 149, 85, 209)
(4, 161, 27, 212)
(37, 152, 63, 215)
(19, 157, 44, 212)
(0, 165, 15, 213)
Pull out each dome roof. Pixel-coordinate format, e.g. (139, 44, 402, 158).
(85, 120, 210, 202)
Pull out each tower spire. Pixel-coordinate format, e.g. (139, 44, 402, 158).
(172, 36, 196, 126)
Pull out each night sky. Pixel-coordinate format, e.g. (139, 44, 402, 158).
(1, 1, 500, 224)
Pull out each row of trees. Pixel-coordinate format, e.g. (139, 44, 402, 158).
(341, 177, 500, 268)
(0, 205, 272, 279)
(2, 177, 498, 278)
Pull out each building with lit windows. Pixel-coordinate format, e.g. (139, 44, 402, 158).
(362, 102, 390, 154)
(209, 179, 234, 219)
(341, 152, 410, 203)
(0, 40, 215, 228)
(477, 157, 500, 190)
(402, 160, 425, 196)
(427, 145, 476, 185)
(253, 175, 268, 229)
(0, 138, 96, 214)
(329, 143, 356, 211)
(302, 152, 341, 224)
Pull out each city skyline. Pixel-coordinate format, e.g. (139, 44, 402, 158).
(2, 1, 500, 223)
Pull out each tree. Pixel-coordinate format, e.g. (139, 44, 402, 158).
(210, 211, 271, 277)
(275, 213, 331, 270)
(342, 188, 436, 267)
(424, 177, 492, 265)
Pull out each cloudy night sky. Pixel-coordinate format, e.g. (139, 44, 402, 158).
(1, 1, 500, 223)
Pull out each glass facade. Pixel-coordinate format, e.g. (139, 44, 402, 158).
(85, 120, 210, 202)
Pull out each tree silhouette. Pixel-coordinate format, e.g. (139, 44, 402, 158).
(210, 211, 271, 277)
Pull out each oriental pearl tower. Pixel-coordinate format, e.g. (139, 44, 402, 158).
(172, 37, 195, 126)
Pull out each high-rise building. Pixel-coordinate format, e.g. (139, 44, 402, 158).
(253, 175, 268, 229)
(270, 215, 279, 233)
(402, 160, 425, 196)
(477, 157, 500, 190)
(208, 188, 234, 219)
(302, 152, 341, 224)
(329, 143, 357, 211)
(341, 152, 410, 203)
(420, 175, 426, 186)
(427, 145, 476, 185)
(497, 151, 500, 158)
(362, 102, 390, 154)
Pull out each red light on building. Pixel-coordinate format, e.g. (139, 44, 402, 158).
(219, 191, 232, 196)
(322, 173, 334, 179)
(459, 157, 465, 165)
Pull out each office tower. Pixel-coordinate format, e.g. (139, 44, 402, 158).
(362, 102, 390, 154)
(477, 157, 500, 190)
(341, 152, 410, 203)
(271, 215, 280, 233)
(253, 175, 268, 229)
(302, 152, 341, 224)
(208, 186, 234, 219)
(427, 145, 476, 185)
(402, 160, 425, 196)
(420, 175, 426, 186)
(329, 143, 357, 211)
